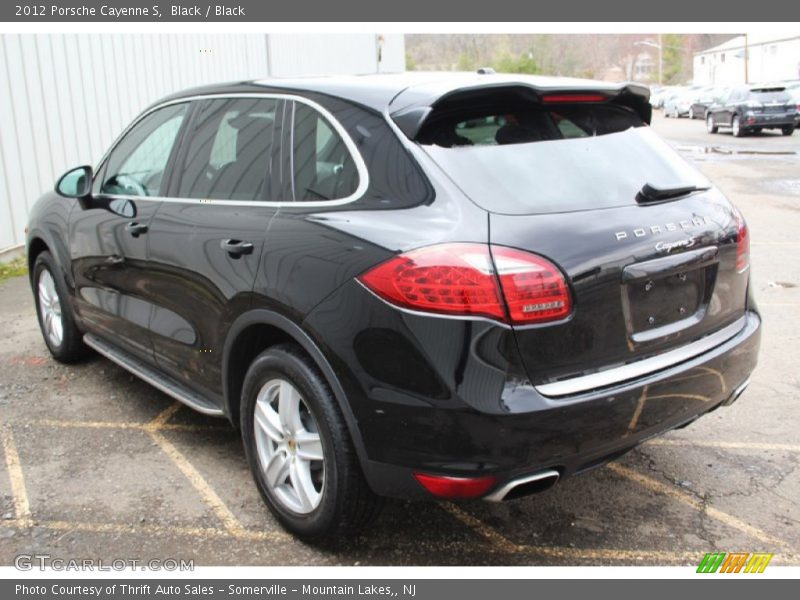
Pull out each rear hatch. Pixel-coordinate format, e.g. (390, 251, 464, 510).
(410, 83, 749, 394)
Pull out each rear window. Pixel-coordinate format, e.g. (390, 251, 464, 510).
(418, 102, 708, 214)
(418, 104, 642, 147)
(748, 89, 791, 102)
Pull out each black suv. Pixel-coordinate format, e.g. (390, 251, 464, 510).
(27, 74, 761, 540)
(706, 84, 796, 137)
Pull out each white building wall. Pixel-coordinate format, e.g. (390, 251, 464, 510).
(0, 34, 269, 252)
(0, 33, 405, 254)
(266, 33, 404, 77)
(693, 35, 800, 86)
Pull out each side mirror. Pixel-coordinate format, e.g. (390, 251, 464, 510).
(55, 165, 93, 199)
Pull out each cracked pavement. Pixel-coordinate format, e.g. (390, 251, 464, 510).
(0, 112, 799, 566)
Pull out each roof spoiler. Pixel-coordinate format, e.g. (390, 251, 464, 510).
(390, 81, 652, 140)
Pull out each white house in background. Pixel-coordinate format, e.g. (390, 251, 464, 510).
(0, 33, 405, 256)
(693, 34, 800, 86)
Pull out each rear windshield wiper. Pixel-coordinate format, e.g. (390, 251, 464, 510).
(636, 182, 710, 204)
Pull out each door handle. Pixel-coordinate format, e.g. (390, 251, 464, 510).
(125, 221, 148, 237)
(220, 239, 254, 257)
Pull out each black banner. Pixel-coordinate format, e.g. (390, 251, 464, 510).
(3, 579, 798, 599)
(2, 0, 800, 22)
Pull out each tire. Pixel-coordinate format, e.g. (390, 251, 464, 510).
(706, 114, 718, 133)
(732, 115, 745, 137)
(240, 343, 382, 541)
(32, 251, 90, 363)
(782, 126, 795, 136)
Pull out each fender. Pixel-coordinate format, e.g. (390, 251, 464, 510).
(26, 225, 75, 290)
(222, 308, 370, 468)
(25, 191, 77, 291)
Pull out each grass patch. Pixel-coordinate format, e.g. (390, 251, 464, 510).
(0, 256, 28, 282)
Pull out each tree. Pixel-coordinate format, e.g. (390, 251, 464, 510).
(495, 51, 541, 74)
(662, 34, 685, 84)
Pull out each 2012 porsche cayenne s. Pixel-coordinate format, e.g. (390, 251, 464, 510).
(26, 73, 761, 540)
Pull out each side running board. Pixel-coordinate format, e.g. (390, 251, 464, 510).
(83, 333, 225, 417)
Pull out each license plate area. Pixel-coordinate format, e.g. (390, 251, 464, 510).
(627, 270, 703, 330)
(621, 246, 719, 343)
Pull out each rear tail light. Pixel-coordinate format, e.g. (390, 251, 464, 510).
(492, 246, 572, 323)
(735, 212, 750, 273)
(358, 243, 572, 325)
(413, 472, 497, 499)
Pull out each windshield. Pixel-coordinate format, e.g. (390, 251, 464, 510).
(422, 126, 709, 214)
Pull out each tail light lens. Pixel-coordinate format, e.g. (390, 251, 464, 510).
(413, 472, 497, 499)
(735, 213, 750, 273)
(492, 246, 572, 324)
(542, 93, 607, 103)
(358, 243, 572, 325)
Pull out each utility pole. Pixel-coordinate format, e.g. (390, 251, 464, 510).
(744, 33, 749, 84)
(657, 33, 663, 85)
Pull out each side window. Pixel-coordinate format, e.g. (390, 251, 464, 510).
(176, 97, 278, 201)
(100, 104, 187, 197)
(291, 102, 360, 202)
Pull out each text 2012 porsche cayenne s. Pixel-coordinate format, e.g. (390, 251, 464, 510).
(26, 73, 760, 540)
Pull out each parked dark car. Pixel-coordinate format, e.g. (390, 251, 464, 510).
(27, 74, 761, 541)
(706, 84, 796, 136)
(688, 86, 721, 120)
(788, 86, 800, 126)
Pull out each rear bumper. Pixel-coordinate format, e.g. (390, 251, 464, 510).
(360, 311, 760, 500)
(744, 113, 795, 127)
(304, 279, 760, 500)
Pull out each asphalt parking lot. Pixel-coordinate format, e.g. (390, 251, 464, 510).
(1, 111, 799, 567)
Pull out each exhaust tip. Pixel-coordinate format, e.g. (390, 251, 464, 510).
(722, 377, 751, 407)
(485, 469, 560, 502)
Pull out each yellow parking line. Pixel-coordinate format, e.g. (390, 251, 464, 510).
(147, 402, 183, 429)
(647, 439, 800, 453)
(144, 404, 248, 537)
(1, 516, 796, 564)
(442, 504, 738, 564)
(27, 419, 144, 430)
(521, 546, 700, 563)
(442, 503, 523, 553)
(608, 463, 791, 551)
(147, 429, 248, 537)
(0, 517, 289, 542)
(14, 418, 229, 433)
(0, 426, 32, 525)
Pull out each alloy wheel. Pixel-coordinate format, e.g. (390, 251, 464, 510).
(38, 269, 63, 347)
(253, 378, 325, 514)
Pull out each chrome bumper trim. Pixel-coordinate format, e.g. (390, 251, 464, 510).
(536, 315, 749, 398)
